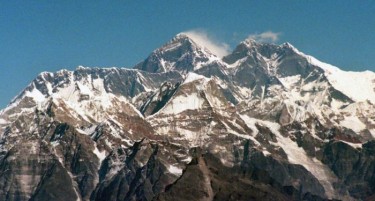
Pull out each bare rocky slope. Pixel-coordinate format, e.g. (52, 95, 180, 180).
(1, 34, 375, 201)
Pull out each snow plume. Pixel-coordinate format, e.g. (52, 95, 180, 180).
(182, 29, 230, 58)
(247, 31, 281, 43)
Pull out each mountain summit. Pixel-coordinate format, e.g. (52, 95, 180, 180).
(134, 33, 220, 73)
(0, 33, 375, 201)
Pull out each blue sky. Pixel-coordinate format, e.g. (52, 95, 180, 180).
(1, 1, 374, 108)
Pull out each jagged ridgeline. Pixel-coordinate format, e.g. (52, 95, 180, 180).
(1, 33, 375, 201)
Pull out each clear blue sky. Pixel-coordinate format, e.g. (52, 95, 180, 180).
(1, 1, 374, 108)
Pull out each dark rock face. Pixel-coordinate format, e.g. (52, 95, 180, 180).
(53, 124, 99, 200)
(0, 34, 375, 201)
(243, 151, 326, 200)
(91, 139, 176, 201)
(0, 140, 79, 201)
(157, 150, 215, 201)
(139, 82, 180, 116)
(322, 141, 375, 199)
(158, 149, 326, 201)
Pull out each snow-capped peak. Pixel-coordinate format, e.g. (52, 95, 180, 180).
(134, 34, 221, 73)
(171, 32, 218, 57)
(291, 47, 375, 104)
(76, 65, 89, 70)
(162, 33, 204, 53)
(241, 38, 259, 48)
(178, 31, 230, 58)
(172, 33, 193, 43)
(281, 42, 292, 48)
(225, 39, 375, 104)
(1, 32, 375, 201)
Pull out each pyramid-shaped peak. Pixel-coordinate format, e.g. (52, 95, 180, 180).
(241, 38, 259, 47)
(173, 33, 193, 41)
(169, 33, 194, 44)
(231, 38, 302, 55)
(156, 33, 203, 54)
(155, 33, 219, 59)
(172, 32, 229, 57)
(280, 42, 301, 53)
(240, 38, 287, 49)
(172, 32, 206, 44)
(134, 33, 219, 73)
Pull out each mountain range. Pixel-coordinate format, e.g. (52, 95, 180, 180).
(0, 33, 375, 201)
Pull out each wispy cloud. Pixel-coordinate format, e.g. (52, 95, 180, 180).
(247, 31, 281, 43)
(181, 29, 230, 57)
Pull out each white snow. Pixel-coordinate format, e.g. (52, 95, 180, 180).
(92, 77, 105, 92)
(82, 125, 97, 135)
(161, 40, 182, 52)
(77, 82, 92, 95)
(93, 146, 106, 165)
(183, 72, 210, 84)
(181, 156, 193, 163)
(0, 118, 8, 124)
(330, 98, 346, 110)
(160, 92, 205, 115)
(262, 150, 271, 156)
(235, 86, 253, 99)
(278, 75, 301, 89)
(25, 88, 46, 103)
(292, 47, 375, 104)
(340, 115, 366, 132)
(168, 164, 183, 176)
(29, 141, 39, 154)
(194, 54, 220, 70)
(142, 73, 210, 118)
(125, 100, 145, 118)
(226, 57, 247, 68)
(260, 86, 266, 109)
(55, 74, 76, 101)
